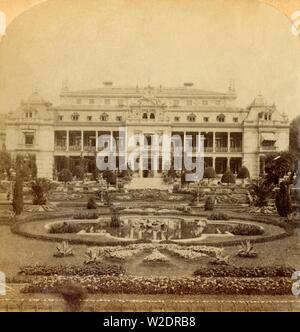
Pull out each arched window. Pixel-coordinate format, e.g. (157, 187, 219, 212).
(71, 112, 79, 121)
(150, 113, 155, 119)
(100, 113, 108, 121)
(187, 113, 196, 122)
(217, 114, 225, 122)
(142, 113, 148, 119)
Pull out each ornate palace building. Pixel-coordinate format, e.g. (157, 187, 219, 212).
(5, 81, 289, 180)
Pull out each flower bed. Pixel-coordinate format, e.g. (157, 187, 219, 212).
(167, 248, 209, 261)
(73, 212, 99, 219)
(19, 263, 125, 277)
(105, 249, 141, 261)
(142, 249, 170, 265)
(193, 266, 295, 278)
(21, 275, 293, 295)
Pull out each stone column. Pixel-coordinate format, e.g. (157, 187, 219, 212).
(95, 130, 98, 151)
(81, 131, 84, 152)
(213, 132, 215, 152)
(227, 132, 230, 152)
(66, 130, 69, 152)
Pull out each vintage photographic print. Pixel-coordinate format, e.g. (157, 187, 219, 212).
(0, 0, 299, 314)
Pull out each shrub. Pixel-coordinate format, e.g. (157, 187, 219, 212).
(193, 265, 295, 278)
(12, 175, 23, 215)
(56, 282, 87, 311)
(231, 223, 264, 236)
(221, 170, 236, 185)
(249, 179, 275, 207)
(237, 240, 258, 258)
(19, 263, 125, 276)
(104, 170, 116, 186)
(204, 196, 215, 211)
(110, 210, 121, 227)
(22, 275, 293, 295)
(87, 196, 97, 209)
(72, 165, 84, 180)
(207, 212, 230, 220)
(58, 168, 73, 184)
(275, 181, 293, 217)
(30, 178, 54, 205)
(73, 211, 98, 219)
(203, 167, 216, 183)
(237, 166, 250, 179)
(54, 241, 74, 257)
(48, 222, 81, 234)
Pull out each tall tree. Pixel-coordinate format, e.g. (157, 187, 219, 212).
(0, 150, 12, 179)
(264, 151, 295, 185)
(290, 115, 300, 154)
(12, 174, 23, 215)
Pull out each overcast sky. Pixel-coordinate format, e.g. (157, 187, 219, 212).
(0, 0, 299, 120)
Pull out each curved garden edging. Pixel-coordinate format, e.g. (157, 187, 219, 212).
(10, 211, 290, 247)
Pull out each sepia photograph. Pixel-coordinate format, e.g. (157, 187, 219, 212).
(0, 0, 299, 316)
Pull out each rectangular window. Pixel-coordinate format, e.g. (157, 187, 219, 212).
(118, 99, 124, 106)
(203, 117, 209, 122)
(89, 99, 95, 105)
(233, 117, 238, 123)
(173, 100, 179, 107)
(24, 133, 34, 145)
(187, 100, 192, 106)
(116, 116, 122, 122)
(87, 116, 92, 121)
(76, 98, 82, 104)
(104, 99, 110, 105)
(202, 100, 208, 105)
(58, 115, 63, 121)
(174, 116, 180, 122)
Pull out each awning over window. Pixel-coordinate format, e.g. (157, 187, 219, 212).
(261, 133, 276, 142)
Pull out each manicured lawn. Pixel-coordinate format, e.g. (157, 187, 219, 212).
(1, 224, 299, 279)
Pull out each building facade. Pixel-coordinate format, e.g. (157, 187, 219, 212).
(5, 81, 290, 180)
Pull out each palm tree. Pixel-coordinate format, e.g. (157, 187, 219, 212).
(249, 179, 275, 207)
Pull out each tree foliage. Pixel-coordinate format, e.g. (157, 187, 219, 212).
(249, 179, 275, 207)
(12, 175, 23, 215)
(203, 167, 216, 180)
(58, 168, 73, 183)
(30, 178, 54, 205)
(15, 154, 37, 180)
(221, 170, 236, 185)
(237, 166, 250, 179)
(72, 165, 84, 180)
(290, 115, 300, 154)
(0, 150, 12, 179)
(264, 152, 295, 185)
(275, 181, 293, 217)
(87, 196, 97, 209)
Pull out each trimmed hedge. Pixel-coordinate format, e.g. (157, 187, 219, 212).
(22, 275, 293, 295)
(19, 263, 125, 277)
(193, 265, 295, 278)
(48, 222, 81, 234)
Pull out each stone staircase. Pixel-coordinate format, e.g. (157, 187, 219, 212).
(128, 177, 169, 190)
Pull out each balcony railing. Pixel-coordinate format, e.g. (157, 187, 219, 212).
(204, 147, 213, 152)
(55, 145, 67, 151)
(83, 146, 96, 152)
(215, 147, 228, 152)
(230, 147, 242, 152)
(69, 145, 81, 151)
